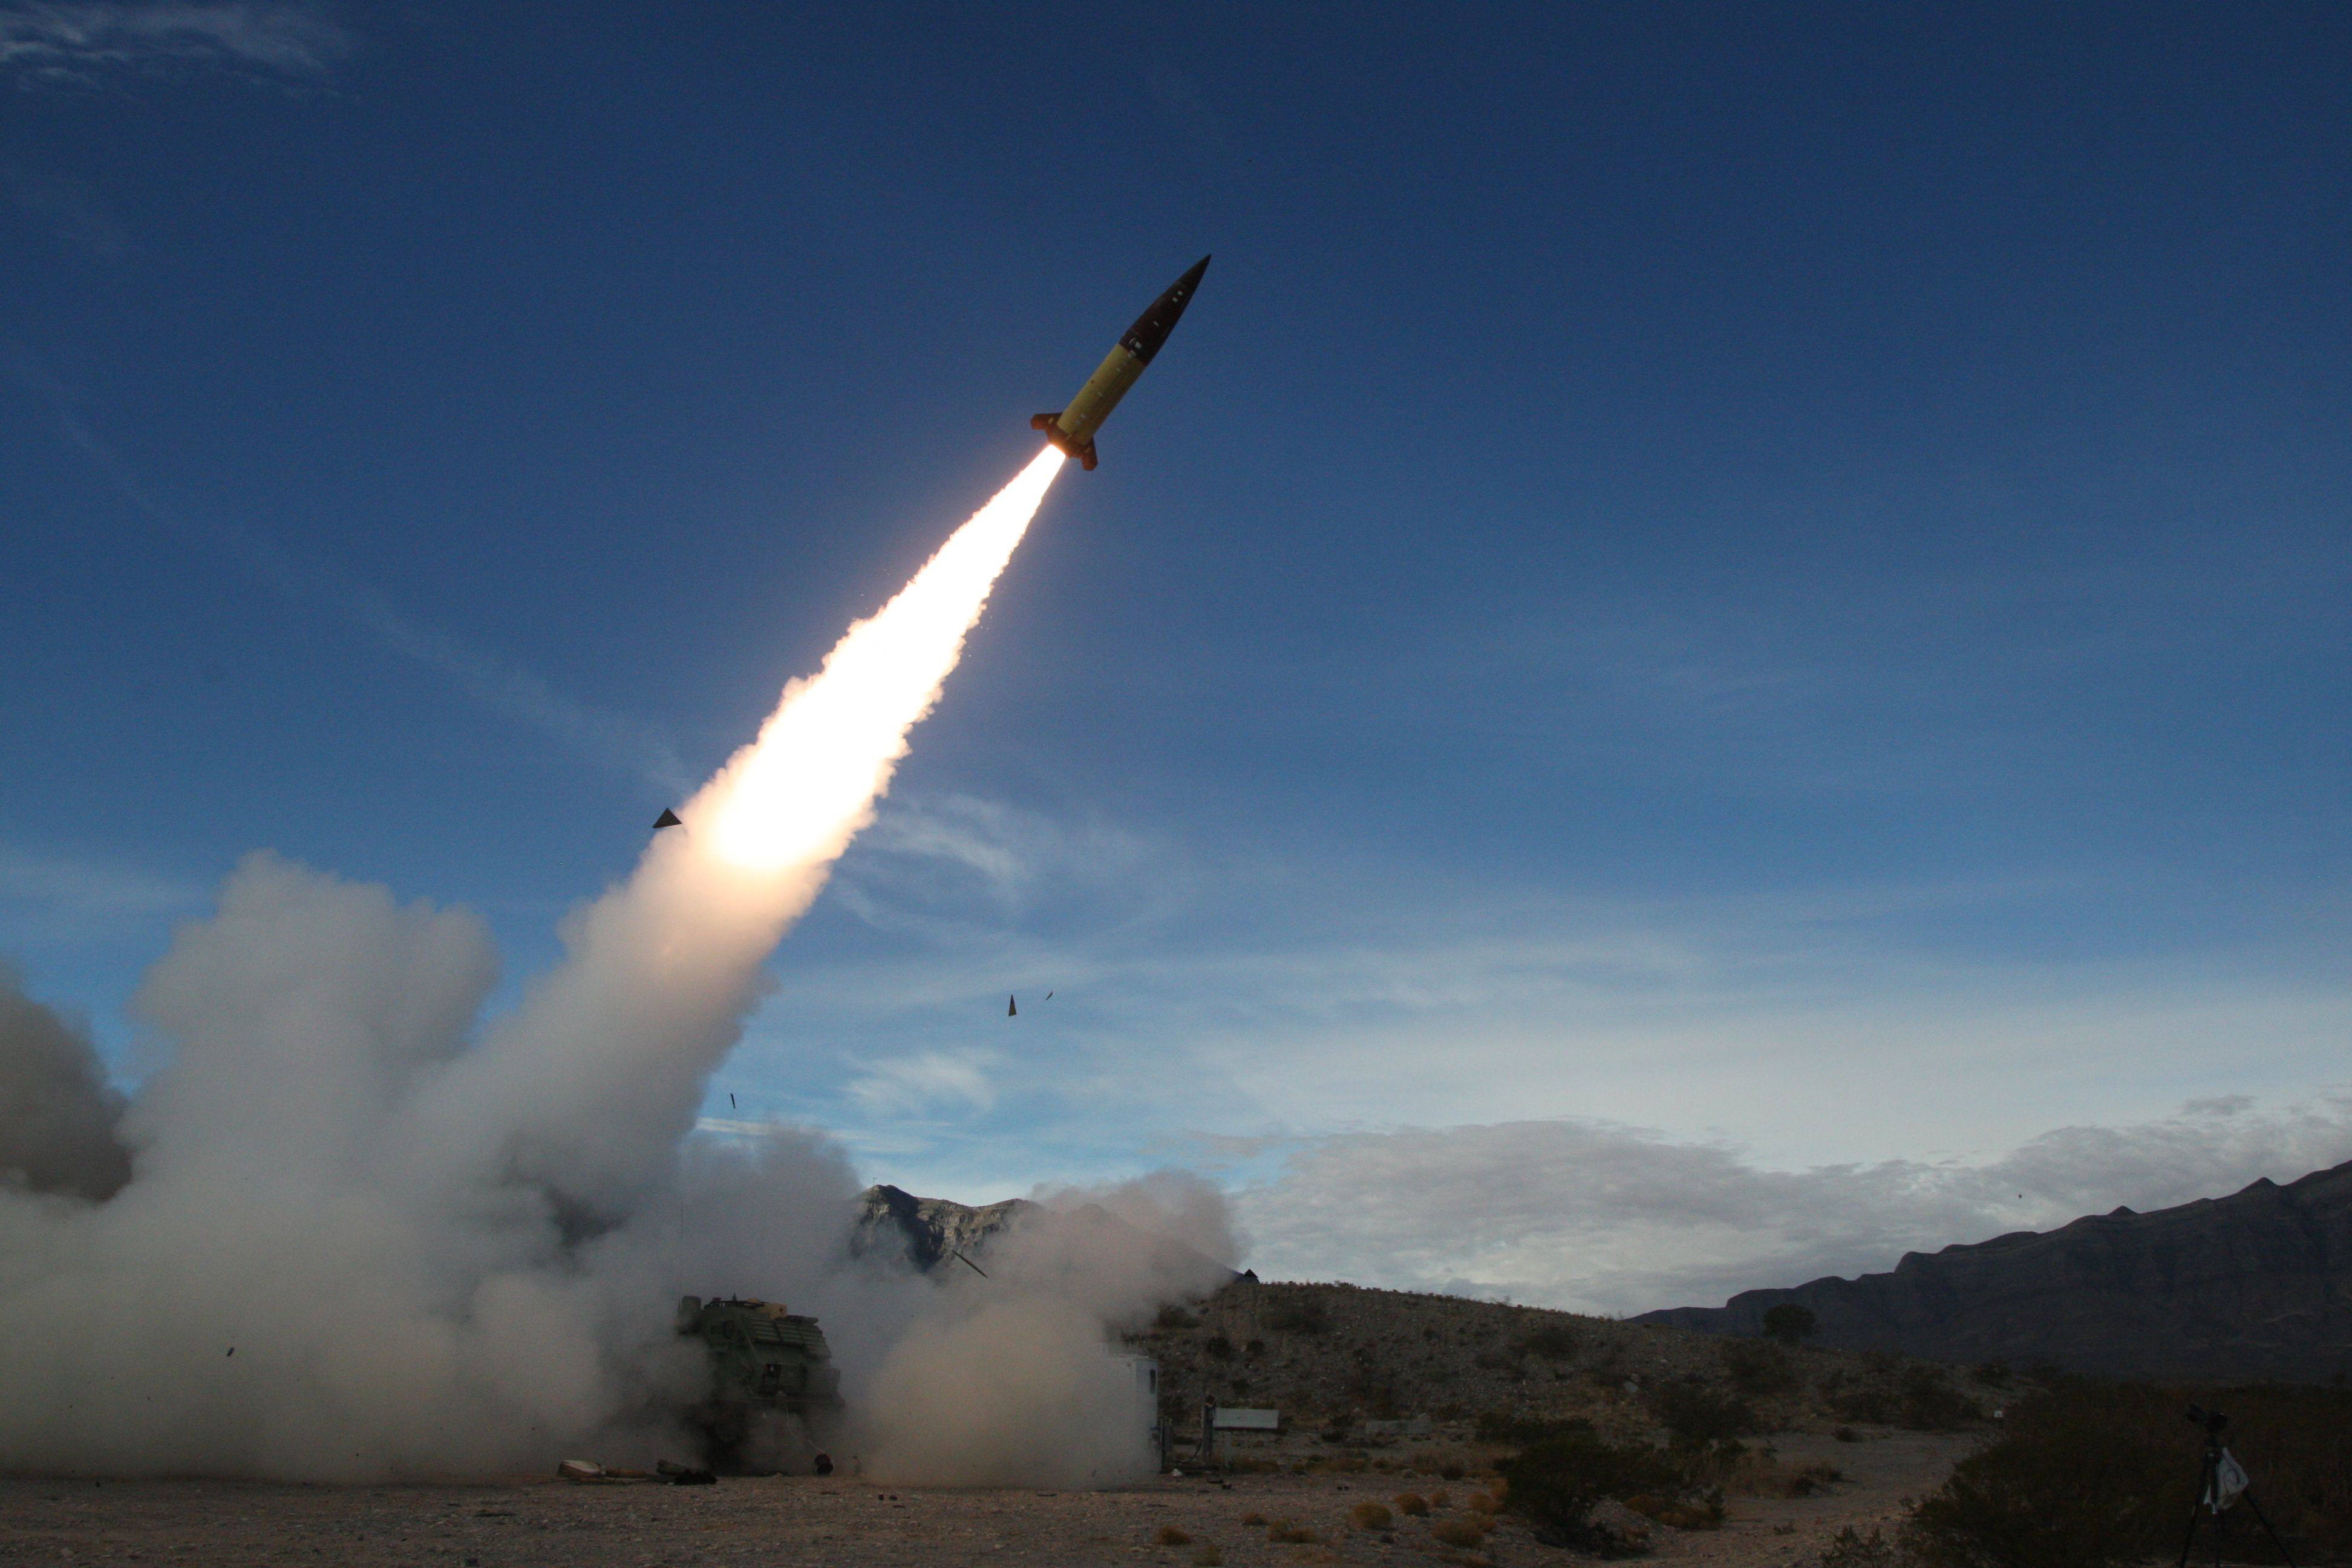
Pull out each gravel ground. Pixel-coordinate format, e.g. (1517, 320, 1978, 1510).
(0, 1432, 1971, 1567)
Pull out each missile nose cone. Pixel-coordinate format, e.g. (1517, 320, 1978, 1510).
(1122, 255, 1214, 364)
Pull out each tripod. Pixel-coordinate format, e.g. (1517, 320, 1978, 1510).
(2178, 1406, 2295, 1567)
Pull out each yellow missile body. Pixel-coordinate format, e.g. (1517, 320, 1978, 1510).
(1032, 255, 1209, 471)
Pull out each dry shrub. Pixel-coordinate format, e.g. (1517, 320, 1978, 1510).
(1393, 1491, 1431, 1516)
(1818, 1525, 1900, 1566)
(1153, 1524, 1193, 1547)
(1431, 1518, 1486, 1547)
(1497, 1431, 1687, 1550)
(1467, 1489, 1501, 1514)
(1651, 1376, 1760, 1442)
(1625, 1491, 1725, 1530)
(1266, 1519, 1319, 1544)
(1521, 1322, 1581, 1361)
(1720, 1336, 1800, 1397)
(1431, 1488, 1451, 1508)
(1725, 1451, 1844, 1498)
(1240, 1512, 1268, 1527)
(1191, 1547, 1224, 1568)
(1349, 1501, 1393, 1530)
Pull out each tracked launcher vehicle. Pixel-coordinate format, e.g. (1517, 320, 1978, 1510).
(675, 1295, 843, 1469)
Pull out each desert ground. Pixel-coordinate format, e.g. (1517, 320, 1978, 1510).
(0, 1429, 1968, 1568)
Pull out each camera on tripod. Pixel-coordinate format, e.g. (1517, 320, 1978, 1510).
(2184, 1404, 2229, 1439)
(2177, 1403, 2295, 1566)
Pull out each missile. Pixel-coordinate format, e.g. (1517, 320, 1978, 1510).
(1031, 255, 1209, 471)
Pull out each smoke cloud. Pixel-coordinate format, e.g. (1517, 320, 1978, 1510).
(0, 963, 132, 1201)
(0, 449, 1234, 1484)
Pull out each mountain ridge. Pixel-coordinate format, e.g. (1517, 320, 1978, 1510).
(1635, 1159, 2352, 1383)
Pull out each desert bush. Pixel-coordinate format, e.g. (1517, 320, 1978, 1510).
(1904, 1380, 2352, 1566)
(1152, 1524, 1192, 1546)
(1203, 1334, 1233, 1360)
(1833, 1425, 1860, 1443)
(1972, 1361, 2011, 1387)
(1496, 1431, 1683, 1550)
(1466, 1489, 1501, 1514)
(1155, 1304, 1200, 1331)
(1896, 1366, 1979, 1431)
(1264, 1520, 1319, 1544)
(1265, 1296, 1328, 1335)
(1431, 1488, 1451, 1508)
(1349, 1501, 1393, 1530)
(1720, 1336, 1800, 1396)
(1760, 1303, 1817, 1344)
(1240, 1512, 1267, 1527)
(1520, 1322, 1581, 1360)
(1652, 1376, 1760, 1442)
(1474, 1411, 1593, 1446)
(1430, 1518, 1486, 1547)
(1393, 1491, 1430, 1517)
(1471, 1347, 1524, 1377)
(1625, 1489, 1725, 1530)
(1191, 1546, 1223, 1568)
(1819, 1525, 1902, 1566)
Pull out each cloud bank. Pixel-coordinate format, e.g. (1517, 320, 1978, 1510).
(1235, 1096, 2352, 1317)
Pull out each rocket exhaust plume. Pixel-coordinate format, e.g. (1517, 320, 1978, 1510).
(401, 447, 1067, 1214)
(0, 445, 1256, 1486)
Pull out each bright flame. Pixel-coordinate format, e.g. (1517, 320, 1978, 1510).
(700, 445, 1064, 871)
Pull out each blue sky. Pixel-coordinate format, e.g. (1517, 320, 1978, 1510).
(3, 2, 2347, 1307)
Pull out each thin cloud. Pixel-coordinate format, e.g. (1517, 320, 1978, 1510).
(0, 2, 353, 83)
(20, 375, 688, 795)
(848, 792, 1160, 915)
(0, 844, 203, 944)
(844, 1049, 1000, 1117)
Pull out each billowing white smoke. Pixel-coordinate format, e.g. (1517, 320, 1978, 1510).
(858, 1174, 1243, 1487)
(0, 449, 1235, 1481)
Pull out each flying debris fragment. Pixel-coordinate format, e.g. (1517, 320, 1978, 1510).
(652, 809, 683, 831)
(951, 1249, 988, 1279)
(1007, 995, 1018, 1018)
(1032, 255, 1209, 470)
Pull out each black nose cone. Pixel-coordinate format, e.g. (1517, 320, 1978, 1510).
(1121, 254, 1213, 364)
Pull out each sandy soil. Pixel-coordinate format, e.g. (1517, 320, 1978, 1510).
(0, 1432, 1971, 1567)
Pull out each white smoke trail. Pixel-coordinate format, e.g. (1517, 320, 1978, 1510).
(0, 447, 1249, 1486)
(399, 448, 1065, 1216)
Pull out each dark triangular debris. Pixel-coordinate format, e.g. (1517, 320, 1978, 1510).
(653, 809, 683, 830)
(1007, 995, 1017, 1017)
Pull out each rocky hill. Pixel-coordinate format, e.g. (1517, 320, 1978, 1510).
(849, 1183, 1033, 1272)
(1637, 1160, 2352, 1383)
(1131, 1278, 1992, 1447)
